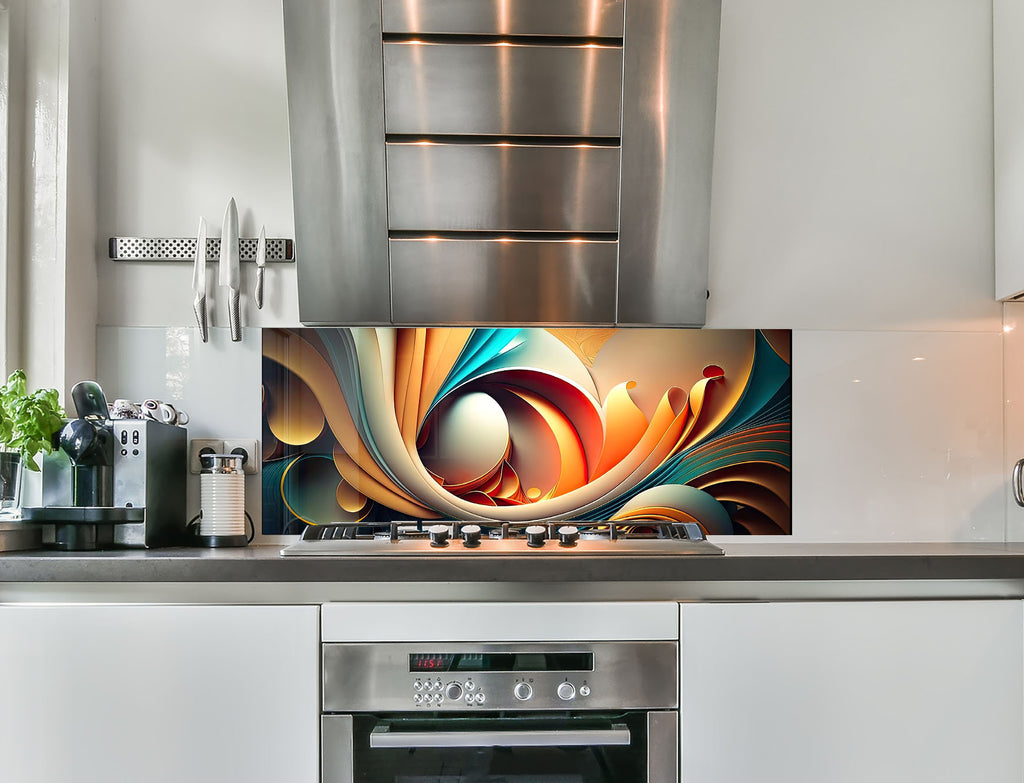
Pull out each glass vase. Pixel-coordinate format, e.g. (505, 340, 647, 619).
(0, 451, 23, 518)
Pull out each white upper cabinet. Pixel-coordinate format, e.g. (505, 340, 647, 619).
(996, 0, 1024, 300)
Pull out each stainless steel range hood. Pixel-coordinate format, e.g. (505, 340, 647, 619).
(283, 0, 721, 326)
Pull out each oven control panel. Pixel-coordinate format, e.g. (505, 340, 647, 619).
(322, 641, 677, 713)
(410, 674, 592, 708)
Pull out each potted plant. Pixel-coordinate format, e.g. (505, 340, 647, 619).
(0, 370, 65, 515)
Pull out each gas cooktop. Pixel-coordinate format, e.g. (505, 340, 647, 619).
(279, 520, 723, 557)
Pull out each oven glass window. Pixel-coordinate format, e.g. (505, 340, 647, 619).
(347, 713, 648, 783)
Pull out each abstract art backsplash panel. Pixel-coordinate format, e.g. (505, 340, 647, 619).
(262, 328, 791, 535)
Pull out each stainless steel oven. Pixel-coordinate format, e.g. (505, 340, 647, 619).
(321, 641, 678, 783)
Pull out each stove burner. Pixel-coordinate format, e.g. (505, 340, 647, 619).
(280, 519, 724, 557)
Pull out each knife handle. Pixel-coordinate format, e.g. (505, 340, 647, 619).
(255, 267, 265, 310)
(229, 289, 241, 342)
(193, 294, 209, 343)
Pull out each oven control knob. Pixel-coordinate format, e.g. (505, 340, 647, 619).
(445, 682, 463, 701)
(461, 524, 482, 548)
(428, 524, 450, 547)
(514, 682, 533, 701)
(557, 525, 579, 546)
(525, 525, 547, 548)
(579, 685, 591, 697)
(557, 682, 576, 701)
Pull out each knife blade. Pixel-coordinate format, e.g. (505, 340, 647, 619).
(254, 224, 266, 310)
(191, 216, 209, 342)
(219, 197, 241, 342)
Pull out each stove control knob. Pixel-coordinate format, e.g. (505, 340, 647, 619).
(514, 682, 533, 701)
(557, 682, 576, 701)
(445, 682, 463, 701)
(525, 525, 547, 548)
(428, 524, 450, 547)
(557, 525, 579, 547)
(461, 524, 482, 548)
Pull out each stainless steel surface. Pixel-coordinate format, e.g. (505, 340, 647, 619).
(191, 217, 208, 342)
(368, 723, 631, 748)
(0, 522, 42, 553)
(109, 236, 293, 262)
(322, 715, 354, 783)
(617, 0, 721, 326)
(383, 42, 623, 137)
(283, 536, 722, 557)
(1014, 458, 1024, 507)
(322, 641, 678, 712)
(199, 453, 244, 475)
(285, 0, 721, 327)
(386, 142, 620, 232)
(390, 238, 617, 323)
(219, 198, 241, 342)
(254, 225, 266, 310)
(647, 712, 679, 783)
(283, 0, 391, 325)
(381, 0, 625, 37)
(110, 420, 188, 547)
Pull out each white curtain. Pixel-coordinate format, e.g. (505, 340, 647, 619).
(0, 0, 12, 379)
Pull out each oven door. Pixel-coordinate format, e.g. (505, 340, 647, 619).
(323, 711, 677, 783)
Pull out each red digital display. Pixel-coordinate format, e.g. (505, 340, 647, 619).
(410, 654, 455, 672)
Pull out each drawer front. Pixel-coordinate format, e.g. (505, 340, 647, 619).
(384, 42, 623, 137)
(386, 143, 621, 232)
(390, 239, 617, 324)
(381, 0, 625, 37)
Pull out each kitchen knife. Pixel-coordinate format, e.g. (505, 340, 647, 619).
(254, 224, 266, 310)
(219, 197, 241, 342)
(192, 216, 209, 342)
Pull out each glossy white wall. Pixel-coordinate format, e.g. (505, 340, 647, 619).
(708, 0, 998, 332)
(789, 330, 1004, 541)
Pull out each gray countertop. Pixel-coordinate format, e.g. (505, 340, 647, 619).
(2, 542, 1024, 589)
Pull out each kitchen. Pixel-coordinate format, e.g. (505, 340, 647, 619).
(1, 0, 1023, 782)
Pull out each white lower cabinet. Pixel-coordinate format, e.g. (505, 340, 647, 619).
(679, 600, 1023, 783)
(0, 604, 319, 783)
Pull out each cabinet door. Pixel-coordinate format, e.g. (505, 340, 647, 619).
(996, 0, 1024, 299)
(680, 601, 1023, 783)
(0, 604, 319, 783)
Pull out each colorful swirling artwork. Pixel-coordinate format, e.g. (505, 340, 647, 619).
(262, 328, 791, 536)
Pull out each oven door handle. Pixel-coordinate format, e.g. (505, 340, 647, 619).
(369, 723, 632, 749)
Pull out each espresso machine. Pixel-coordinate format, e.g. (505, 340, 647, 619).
(22, 381, 187, 550)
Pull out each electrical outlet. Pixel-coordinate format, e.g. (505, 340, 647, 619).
(223, 438, 260, 475)
(189, 439, 224, 474)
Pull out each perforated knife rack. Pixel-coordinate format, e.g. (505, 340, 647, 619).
(108, 237, 295, 263)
